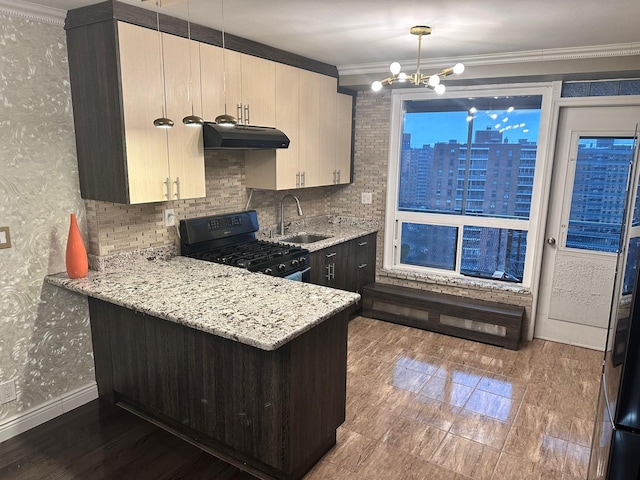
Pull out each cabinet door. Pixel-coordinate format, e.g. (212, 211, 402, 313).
(298, 69, 321, 188)
(310, 243, 349, 290)
(335, 93, 353, 185)
(241, 53, 276, 126)
(316, 75, 337, 186)
(274, 63, 300, 189)
(199, 42, 225, 121)
(351, 234, 376, 294)
(162, 33, 205, 200)
(118, 21, 169, 204)
(200, 42, 242, 122)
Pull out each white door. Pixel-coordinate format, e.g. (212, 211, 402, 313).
(536, 106, 640, 349)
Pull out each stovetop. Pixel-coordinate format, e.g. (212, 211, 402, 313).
(179, 210, 309, 277)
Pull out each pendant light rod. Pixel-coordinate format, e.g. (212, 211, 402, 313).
(153, 0, 174, 128)
(214, 0, 237, 127)
(371, 25, 465, 95)
(182, 0, 204, 126)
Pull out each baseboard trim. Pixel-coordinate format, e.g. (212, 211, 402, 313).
(0, 382, 98, 443)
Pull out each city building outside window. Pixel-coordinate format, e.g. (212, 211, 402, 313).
(385, 86, 556, 286)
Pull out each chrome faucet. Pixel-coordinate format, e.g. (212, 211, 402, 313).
(280, 194, 303, 235)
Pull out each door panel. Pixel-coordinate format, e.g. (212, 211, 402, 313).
(536, 106, 640, 348)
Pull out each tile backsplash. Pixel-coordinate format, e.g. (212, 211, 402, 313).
(86, 151, 345, 256)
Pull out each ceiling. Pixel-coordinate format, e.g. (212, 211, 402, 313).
(14, 0, 640, 79)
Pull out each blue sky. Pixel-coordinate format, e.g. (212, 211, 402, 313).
(403, 109, 541, 148)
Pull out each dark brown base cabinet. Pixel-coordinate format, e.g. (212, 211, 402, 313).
(309, 233, 376, 297)
(88, 298, 349, 480)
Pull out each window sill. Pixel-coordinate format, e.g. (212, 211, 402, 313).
(379, 267, 531, 295)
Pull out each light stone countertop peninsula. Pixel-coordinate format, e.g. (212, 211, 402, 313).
(46, 256, 360, 351)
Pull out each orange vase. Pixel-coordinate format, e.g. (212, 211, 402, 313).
(66, 213, 88, 278)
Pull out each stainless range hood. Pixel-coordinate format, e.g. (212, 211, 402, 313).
(203, 122, 290, 150)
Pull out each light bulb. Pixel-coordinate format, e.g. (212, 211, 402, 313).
(372, 80, 383, 92)
(466, 115, 473, 122)
(398, 72, 407, 82)
(469, 107, 477, 114)
(507, 106, 515, 113)
(390, 62, 401, 75)
(434, 84, 446, 95)
(453, 63, 465, 74)
(428, 74, 440, 87)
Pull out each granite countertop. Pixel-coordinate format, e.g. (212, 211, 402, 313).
(46, 256, 360, 351)
(257, 215, 379, 252)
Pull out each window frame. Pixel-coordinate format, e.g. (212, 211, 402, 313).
(384, 84, 555, 288)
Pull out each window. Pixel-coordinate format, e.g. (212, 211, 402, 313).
(386, 87, 550, 285)
(565, 137, 636, 253)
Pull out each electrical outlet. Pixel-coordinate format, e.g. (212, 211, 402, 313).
(361, 192, 373, 204)
(0, 379, 17, 404)
(164, 209, 175, 227)
(0, 226, 11, 249)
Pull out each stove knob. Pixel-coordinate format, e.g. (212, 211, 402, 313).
(264, 268, 273, 275)
(277, 263, 286, 272)
(299, 257, 307, 265)
(291, 259, 299, 267)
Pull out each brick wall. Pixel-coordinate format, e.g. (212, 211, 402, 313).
(86, 151, 340, 256)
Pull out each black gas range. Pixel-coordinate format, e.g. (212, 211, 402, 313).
(179, 210, 310, 280)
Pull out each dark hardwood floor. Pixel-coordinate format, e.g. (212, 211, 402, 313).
(0, 399, 257, 480)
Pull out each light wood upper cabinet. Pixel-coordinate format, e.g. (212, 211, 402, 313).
(245, 68, 353, 190)
(200, 42, 225, 120)
(66, 21, 205, 204)
(200, 45, 275, 126)
(160, 31, 206, 202)
(118, 23, 205, 204)
(240, 53, 276, 126)
(118, 22, 169, 203)
(335, 93, 353, 185)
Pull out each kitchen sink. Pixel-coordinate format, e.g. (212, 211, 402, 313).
(281, 233, 331, 244)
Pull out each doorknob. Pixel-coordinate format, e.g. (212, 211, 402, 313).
(547, 237, 556, 245)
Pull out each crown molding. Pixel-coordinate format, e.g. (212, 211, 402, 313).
(0, 0, 65, 25)
(338, 43, 640, 77)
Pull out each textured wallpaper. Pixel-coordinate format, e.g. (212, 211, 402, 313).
(0, 12, 94, 422)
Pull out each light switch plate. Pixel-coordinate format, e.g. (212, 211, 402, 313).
(0, 226, 11, 249)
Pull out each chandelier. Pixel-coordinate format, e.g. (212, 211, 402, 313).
(371, 26, 464, 94)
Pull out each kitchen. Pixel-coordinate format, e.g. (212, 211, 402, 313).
(1, 0, 640, 479)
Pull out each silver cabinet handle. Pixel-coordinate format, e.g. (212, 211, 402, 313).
(301, 171, 305, 187)
(358, 264, 367, 269)
(333, 170, 337, 184)
(358, 241, 368, 246)
(244, 104, 250, 125)
(325, 264, 331, 280)
(173, 177, 180, 199)
(337, 170, 340, 183)
(164, 177, 171, 200)
(547, 237, 556, 245)
(237, 104, 243, 124)
(326, 252, 337, 258)
(296, 172, 300, 188)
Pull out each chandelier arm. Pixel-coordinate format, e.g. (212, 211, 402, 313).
(415, 33, 423, 77)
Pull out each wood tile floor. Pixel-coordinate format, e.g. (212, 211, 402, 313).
(303, 316, 602, 480)
(0, 316, 601, 480)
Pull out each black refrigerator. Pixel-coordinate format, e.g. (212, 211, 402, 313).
(588, 128, 640, 480)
